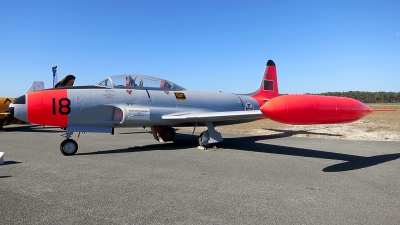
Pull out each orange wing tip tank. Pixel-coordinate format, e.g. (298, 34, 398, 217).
(260, 95, 373, 125)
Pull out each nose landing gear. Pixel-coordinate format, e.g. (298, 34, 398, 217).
(60, 130, 78, 156)
(60, 139, 78, 156)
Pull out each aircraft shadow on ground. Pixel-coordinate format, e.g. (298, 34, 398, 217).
(2, 125, 64, 133)
(263, 128, 342, 139)
(0, 176, 12, 179)
(0, 161, 22, 166)
(77, 137, 198, 156)
(221, 135, 400, 172)
(77, 132, 400, 172)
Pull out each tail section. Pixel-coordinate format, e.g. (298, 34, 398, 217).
(54, 74, 76, 88)
(251, 60, 279, 106)
(24, 81, 45, 94)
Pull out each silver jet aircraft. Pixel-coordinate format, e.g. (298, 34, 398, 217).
(9, 60, 373, 155)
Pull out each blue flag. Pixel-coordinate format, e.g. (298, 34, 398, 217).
(52, 65, 58, 87)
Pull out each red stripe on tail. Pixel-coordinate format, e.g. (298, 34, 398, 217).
(251, 60, 279, 106)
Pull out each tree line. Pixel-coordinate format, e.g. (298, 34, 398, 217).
(309, 91, 400, 103)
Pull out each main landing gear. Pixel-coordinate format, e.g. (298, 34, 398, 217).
(151, 126, 176, 142)
(151, 123, 222, 150)
(60, 131, 78, 156)
(197, 122, 222, 150)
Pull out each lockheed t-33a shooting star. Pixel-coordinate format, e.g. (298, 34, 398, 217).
(9, 60, 374, 156)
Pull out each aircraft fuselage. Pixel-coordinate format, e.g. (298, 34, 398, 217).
(11, 87, 260, 132)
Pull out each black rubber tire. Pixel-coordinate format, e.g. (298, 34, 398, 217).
(198, 132, 204, 146)
(163, 126, 176, 142)
(60, 139, 78, 156)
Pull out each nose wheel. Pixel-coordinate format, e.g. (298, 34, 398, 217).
(60, 139, 78, 156)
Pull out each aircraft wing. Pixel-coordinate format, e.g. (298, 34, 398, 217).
(162, 110, 265, 123)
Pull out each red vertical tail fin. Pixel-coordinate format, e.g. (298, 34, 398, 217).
(251, 60, 279, 106)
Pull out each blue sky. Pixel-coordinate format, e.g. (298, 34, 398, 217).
(1, 0, 399, 97)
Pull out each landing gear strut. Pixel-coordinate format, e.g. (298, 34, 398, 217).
(198, 122, 222, 149)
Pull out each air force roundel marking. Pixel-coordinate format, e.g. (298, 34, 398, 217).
(245, 102, 254, 111)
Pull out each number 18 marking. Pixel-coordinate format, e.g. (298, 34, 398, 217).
(52, 98, 71, 115)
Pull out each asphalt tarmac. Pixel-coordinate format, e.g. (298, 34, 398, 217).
(1, 125, 399, 224)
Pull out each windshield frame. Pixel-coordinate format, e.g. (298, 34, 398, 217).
(95, 74, 186, 91)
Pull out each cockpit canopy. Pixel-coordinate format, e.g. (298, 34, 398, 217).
(95, 74, 186, 91)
